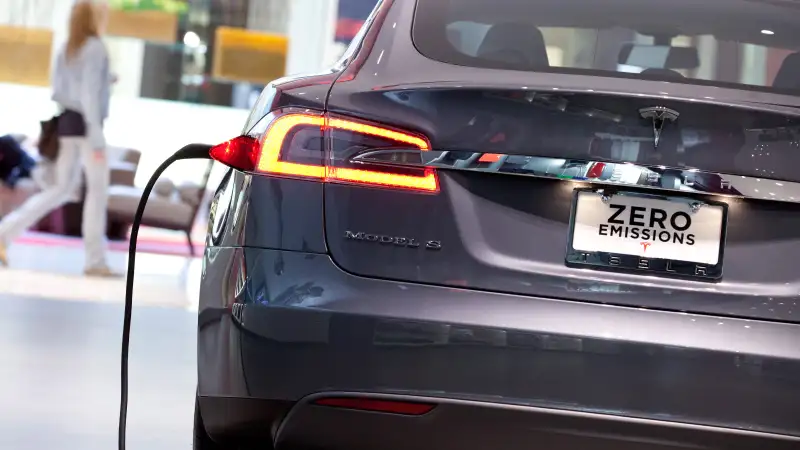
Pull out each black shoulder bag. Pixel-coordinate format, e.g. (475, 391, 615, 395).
(38, 115, 61, 161)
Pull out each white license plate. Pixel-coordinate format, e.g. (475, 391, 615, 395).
(565, 190, 728, 281)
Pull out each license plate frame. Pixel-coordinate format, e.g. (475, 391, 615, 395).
(564, 189, 728, 282)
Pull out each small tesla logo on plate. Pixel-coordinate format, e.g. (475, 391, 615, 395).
(640, 242, 652, 252)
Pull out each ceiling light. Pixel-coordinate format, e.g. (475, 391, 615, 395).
(183, 31, 201, 48)
(761, 29, 775, 35)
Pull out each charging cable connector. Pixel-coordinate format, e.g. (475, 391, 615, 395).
(118, 144, 212, 450)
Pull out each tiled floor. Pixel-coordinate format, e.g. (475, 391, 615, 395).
(0, 294, 197, 450)
(0, 240, 201, 449)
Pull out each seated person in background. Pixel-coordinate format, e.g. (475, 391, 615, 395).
(0, 135, 36, 190)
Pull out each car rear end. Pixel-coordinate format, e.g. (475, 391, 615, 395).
(197, 0, 800, 448)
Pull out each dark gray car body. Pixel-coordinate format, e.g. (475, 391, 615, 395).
(197, 0, 800, 448)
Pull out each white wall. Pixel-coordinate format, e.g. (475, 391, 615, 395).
(105, 37, 145, 98)
(285, 0, 339, 75)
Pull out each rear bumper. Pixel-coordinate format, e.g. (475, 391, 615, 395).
(275, 392, 800, 450)
(197, 246, 800, 444)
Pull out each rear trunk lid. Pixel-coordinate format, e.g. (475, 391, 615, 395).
(324, 83, 800, 324)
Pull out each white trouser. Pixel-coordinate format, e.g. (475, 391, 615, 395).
(0, 137, 109, 269)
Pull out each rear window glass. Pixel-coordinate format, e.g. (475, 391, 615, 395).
(412, 0, 800, 96)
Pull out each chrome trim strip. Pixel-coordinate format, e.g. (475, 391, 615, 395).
(351, 149, 800, 204)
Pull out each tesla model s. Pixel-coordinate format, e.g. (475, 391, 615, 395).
(196, 0, 800, 448)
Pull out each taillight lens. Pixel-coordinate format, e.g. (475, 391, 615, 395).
(210, 110, 438, 193)
(586, 162, 606, 179)
(209, 135, 260, 170)
(477, 153, 502, 163)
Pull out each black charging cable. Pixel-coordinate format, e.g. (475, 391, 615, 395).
(119, 144, 212, 450)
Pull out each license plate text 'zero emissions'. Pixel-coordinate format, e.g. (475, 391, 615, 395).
(565, 190, 727, 281)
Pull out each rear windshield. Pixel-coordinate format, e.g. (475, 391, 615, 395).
(412, 0, 800, 96)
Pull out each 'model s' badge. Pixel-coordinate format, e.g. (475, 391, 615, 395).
(345, 231, 442, 250)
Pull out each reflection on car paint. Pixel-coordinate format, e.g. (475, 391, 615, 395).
(352, 149, 800, 204)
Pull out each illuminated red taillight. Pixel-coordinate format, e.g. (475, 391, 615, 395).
(477, 153, 502, 163)
(313, 397, 436, 415)
(210, 111, 438, 193)
(209, 135, 259, 171)
(586, 162, 606, 179)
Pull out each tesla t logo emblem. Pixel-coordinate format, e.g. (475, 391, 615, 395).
(640, 242, 652, 253)
(639, 106, 679, 149)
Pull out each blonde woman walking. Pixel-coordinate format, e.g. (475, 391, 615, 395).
(0, 0, 116, 276)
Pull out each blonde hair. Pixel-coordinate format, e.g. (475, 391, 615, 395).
(65, 1, 100, 61)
